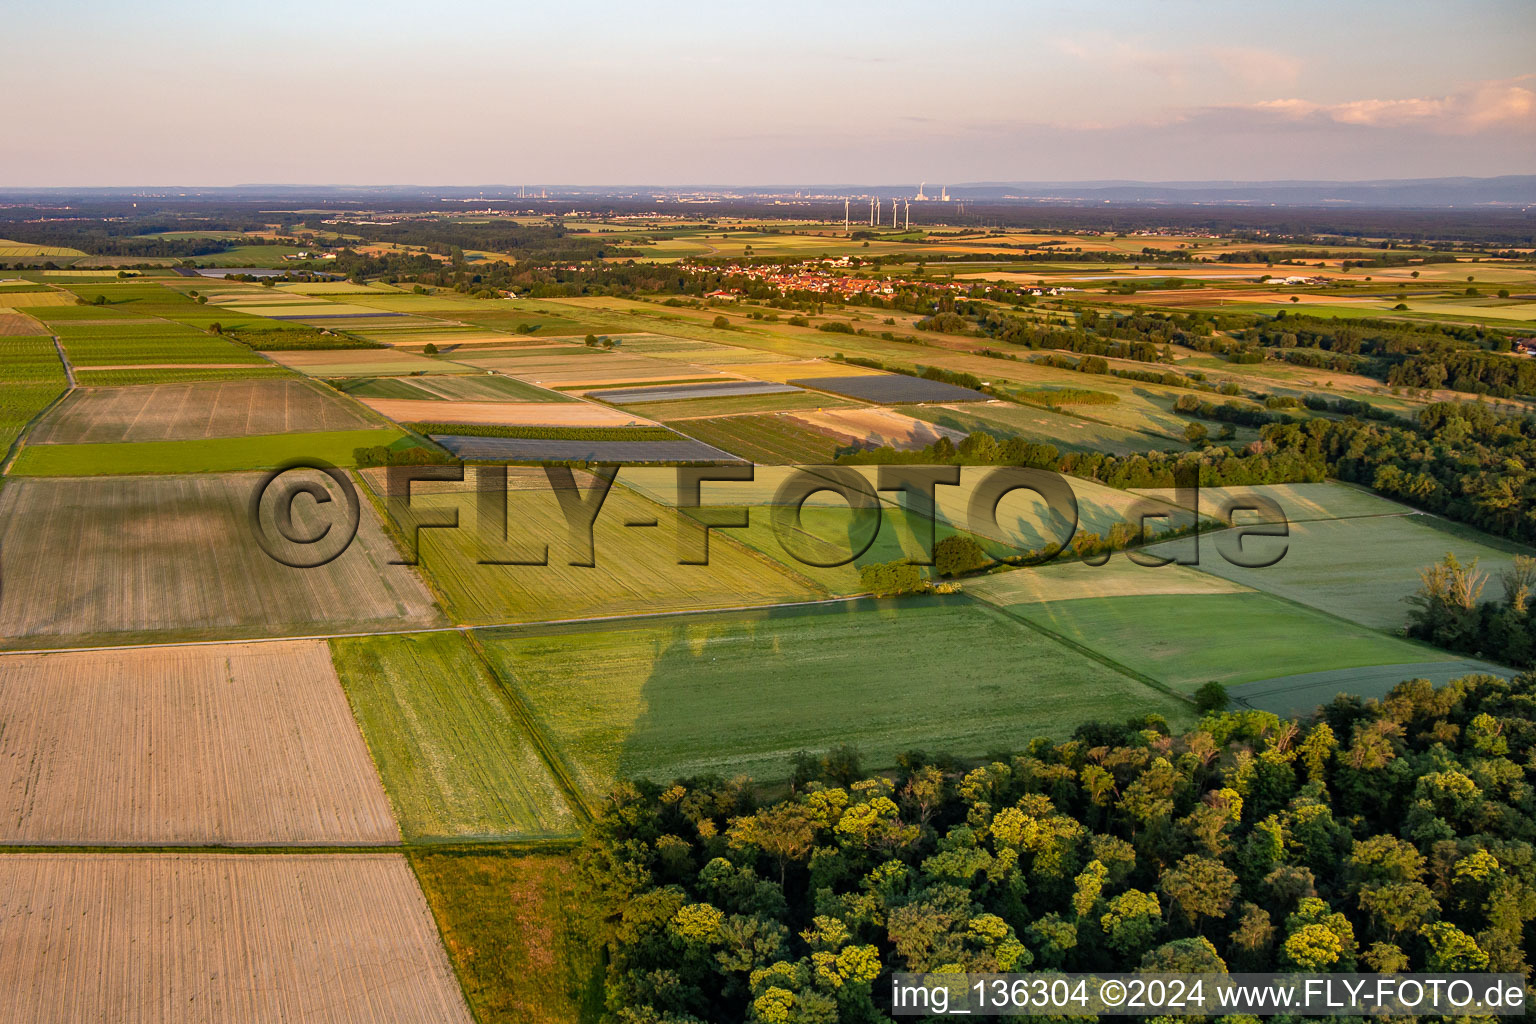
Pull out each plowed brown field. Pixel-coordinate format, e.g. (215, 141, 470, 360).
(0, 853, 475, 1023)
(0, 641, 398, 844)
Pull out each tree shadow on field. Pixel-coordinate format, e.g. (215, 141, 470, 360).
(610, 595, 957, 791)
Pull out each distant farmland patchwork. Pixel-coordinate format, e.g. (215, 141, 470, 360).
(1, 207, 1532, 1023)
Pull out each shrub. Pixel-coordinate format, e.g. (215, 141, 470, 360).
(858, 561, 929, 597)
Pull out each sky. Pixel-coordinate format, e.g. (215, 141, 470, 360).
(3, 0, 1533, 186)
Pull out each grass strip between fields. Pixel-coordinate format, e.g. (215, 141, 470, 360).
(406, 422, 678, 441)
(10, 428, 405, 475)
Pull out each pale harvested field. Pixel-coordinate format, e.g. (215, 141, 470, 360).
(457, 348, 706, 386)
(970, 559, 1252, 606)
(0, 312, 46, 335)
(0, 473, 443, 645)
(789, 407, 965, 449)
(30, 380, 371, 443)
(0, 641, 397, 844)
(0, 853, 474, 1024)
(360, 397, 658, 427)
(2, 292, 75, 309)
(221, 301, 385, 317)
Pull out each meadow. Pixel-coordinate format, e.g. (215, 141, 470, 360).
(410, 850, 601, 1024)
(10, 428, 403, 475)
(368, 475, 817, 622)
(71, 365, 294, 386)
(667, 412, 842, 463)
(989, 591, 1461, 692)
(330, 633, 581, 839)
(478, 598, 1192, 802)
(1144, 511, 1531, 630)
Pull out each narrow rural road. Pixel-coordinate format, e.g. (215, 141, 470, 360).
(50, 335, 76, 387)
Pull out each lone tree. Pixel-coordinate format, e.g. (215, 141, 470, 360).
(1194, 681, 1229, 713)
(935, 535, 989, 578)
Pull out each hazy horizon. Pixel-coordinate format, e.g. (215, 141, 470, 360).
(3, 0, 1533, 187)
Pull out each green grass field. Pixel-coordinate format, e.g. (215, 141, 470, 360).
(373, 475, 819, 623)
(478, 597, 1192, 801)
(669, 412, 842, 463)
(335, 374, 574, 403)
(688, 503, 1025, 594)
(628, 390, 857, 419)
(992, 591, 1460, 692)
(330, 633, 581, 839)
(0, 337, 67, 461)
(10, 428, 403, 475)
(71, 366, 293, 386)
(54, 324, 266, 366)
(1144, 512, 1531, 629)
(410, 850, 601, 1023)
(908, 401, 1174, 455)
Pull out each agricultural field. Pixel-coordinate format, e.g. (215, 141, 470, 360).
(479, 598, 1192, 801)
(0, 336, 67, 463)
(4, 178, 1536, 1020)
(790, 373, 990, 404)
(10, 428, 403, 475)
(989, 591, 1462, 693)
(71, 365, 294, 386)
(361, 470, 816, 623)
(411, 851, 601, 1024)
(431, 434, 738, 462)
(909, 400, 1175, 454)
(28, 379, 374, 443)
(0, 641, 397, 844)
(665, 411, 843, 463)
(0, 239, 87, 261)
(330, 633, 581, 839)
(625, 388, 856, 419)
(0, 312, 48, 335)
(0, 473, 442, 645)
(263, 347, 467, 375)
(585, 380, 793, 403)
(789, 406, 965, 450)
(336, 373, 574, 402)
(359, 399, 643, 427)
(693, 503, 1025, 594)
(0, 853, 474, 1024)
(53, 323, 267, 367)
(968, 557, 1254, 605)
(1143, 508, 1531, 630)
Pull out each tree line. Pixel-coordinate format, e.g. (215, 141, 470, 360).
(576, 673, 1535, 1022)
